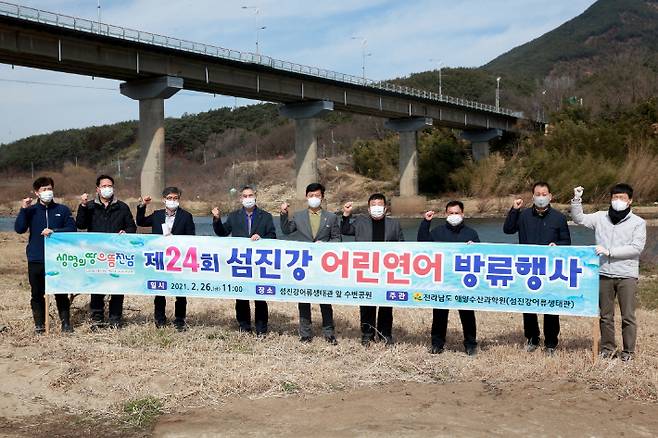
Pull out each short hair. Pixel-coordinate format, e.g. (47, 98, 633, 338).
(368, 193, 387, 204)
(305, 183, 325, 196)
(96, 174, 114, 187)
(162, 187, 181, 197)
(33, 176, 54, 191)
(610, 183, 634, 198)
(532, 181, 551, 193)
(445, 200, 464, 212)
(240, 185, 256, 194)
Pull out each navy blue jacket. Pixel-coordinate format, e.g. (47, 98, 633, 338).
(417, 219, 480, 243)
(136, 205, 196, 236)
(213, 207, 276, 239)
(503, 206, 571, 246)
(14, 202, 76, 262)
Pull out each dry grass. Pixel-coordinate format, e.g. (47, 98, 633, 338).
(1, 233, 657, 427)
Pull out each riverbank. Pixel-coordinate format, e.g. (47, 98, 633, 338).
(0, 231, 657, 437)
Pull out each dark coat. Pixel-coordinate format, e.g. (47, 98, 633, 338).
(417, 219, 480, 243)
(14, 201, 76, 262)
(136, 205, 196, 236)
(503, 206, 571, 245)
(76, 197, 137, 234)
(213, 206, 276, 239)
(341, 215, 404, 242)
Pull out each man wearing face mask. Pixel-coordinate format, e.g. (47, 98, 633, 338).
(212, 185, 276, 335)
(15, 177, 77, 334)
(76, 174, 137, 328)
(503, 181, 571, 355)
(570, 184, 646, 361)
(341, 193, 404, 346)
(418, 200, 480, 355)
(137, 187, 196, 331)
(280, 182, 341, 344)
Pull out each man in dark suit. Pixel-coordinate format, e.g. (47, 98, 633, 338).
(418, 200, 480, 356)
(212, 185, 276, 335)
(76, 174, 136, 328)
(503, 181, 571, 355)
(341, 193, 404, 346)
(280, 182, 341, 344)
(136, 186, 196, 331)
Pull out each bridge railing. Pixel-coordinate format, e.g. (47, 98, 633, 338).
(0, 1, 525, 119)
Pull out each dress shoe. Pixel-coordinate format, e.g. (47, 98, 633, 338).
(431, 345, 444, 354)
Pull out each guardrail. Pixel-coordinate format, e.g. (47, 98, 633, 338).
(0, 1, 525, 118)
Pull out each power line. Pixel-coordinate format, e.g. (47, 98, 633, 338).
(0, 77, 115, 90)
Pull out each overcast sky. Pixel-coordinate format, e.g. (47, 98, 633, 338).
(0, 0, 597, 144)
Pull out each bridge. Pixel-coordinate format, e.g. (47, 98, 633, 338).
(0, 1, 533, 209)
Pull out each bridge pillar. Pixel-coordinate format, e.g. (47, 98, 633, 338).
(385, 117, 432, 215)
(120, 76, 183, 197)
(279, 100, 334, 199)
(461, 129, 503, 162)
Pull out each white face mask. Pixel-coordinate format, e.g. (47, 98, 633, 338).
(446, 214, 463, 226)
(611, 199, 629, 212)
(241, 197, 256, 209)
(533, 195, 550, 209)
(369, 205, 386, 219)
(100, 187, 114, 199)
(307, 196, 322, 209)
(38, 190, 54, 203)
(165, 200, 179, 210)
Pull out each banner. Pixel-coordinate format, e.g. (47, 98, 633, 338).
(45, 233, 600, 316)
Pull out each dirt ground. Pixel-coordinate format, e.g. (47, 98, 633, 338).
(1, 232, 657, 437)
(153, 381, 658, 437)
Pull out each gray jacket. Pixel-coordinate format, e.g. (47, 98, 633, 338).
(341, 215, 404, 242)
(280, 208, 341, 242)
(571, 200, 646, 279)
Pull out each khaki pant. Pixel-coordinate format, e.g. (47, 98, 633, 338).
(599, 276, 638, 354)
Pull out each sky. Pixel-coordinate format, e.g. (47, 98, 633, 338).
(0, 0, 597, 144)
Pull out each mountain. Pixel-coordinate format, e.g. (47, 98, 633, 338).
(395, 0, 658, 116)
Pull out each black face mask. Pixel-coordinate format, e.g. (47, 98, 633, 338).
(608, 206, 631, 225)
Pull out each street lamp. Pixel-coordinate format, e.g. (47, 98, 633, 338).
(495, 76, 501, 110)
(256, 25, 266, 56)
(97, 0, 101, 33)
(242, 5, 264, 55)
(351, 36, 371, 79)
(429, 58, 443, 96)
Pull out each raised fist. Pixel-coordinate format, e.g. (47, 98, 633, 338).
(280, 202, 289, 215)
(211, 207, 220, 219)
(512, 198, 524, 210)
(80, 193, 89, 207)
(343, 201, 353, 217)
(21, 197, 33, 209)
(424, 210, 435, 221)
(573, 186, 584, 200)
(142, 195, 152, 205)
